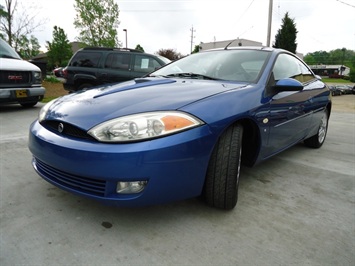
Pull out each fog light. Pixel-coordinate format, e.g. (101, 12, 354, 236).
(116, 181, 147, 194)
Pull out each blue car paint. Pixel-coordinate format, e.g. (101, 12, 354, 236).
(29, 119, 215, 206)
(28, 48, 331, 207)
(93, 78, 177, 98)
(43, 79, 245, 130)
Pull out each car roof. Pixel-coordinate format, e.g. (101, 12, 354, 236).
(79, 47, 144, 53)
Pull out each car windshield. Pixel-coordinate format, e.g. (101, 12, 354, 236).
(0, 38, 22, 60)
(151, 49, 271, 83)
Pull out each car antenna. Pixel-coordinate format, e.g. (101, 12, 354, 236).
(224, 38, 242, 50)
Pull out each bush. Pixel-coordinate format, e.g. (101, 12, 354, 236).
(328, 74, 344, 79)
(349, 69, 355, 82)
(44, 75, 62, 83)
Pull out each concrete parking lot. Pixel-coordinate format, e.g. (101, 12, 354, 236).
(1, 96, 354, 265)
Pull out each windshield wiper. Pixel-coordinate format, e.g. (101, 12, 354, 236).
(165, 73, 219, 80)
(147, 74, 171, 78)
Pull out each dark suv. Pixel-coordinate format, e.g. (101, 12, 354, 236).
(63, 47, 170, 92)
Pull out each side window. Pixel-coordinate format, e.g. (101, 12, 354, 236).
(299, 61, 315, 83)
(70, 52, 101, 67)
(105, 53, 131, 70)
(273, 54, 303, 82)
(133, 55, 160, 73)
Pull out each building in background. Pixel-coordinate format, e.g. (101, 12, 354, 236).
(198, 38, 304, 59)
(309, 64, 350, 78)
(199, 38, 262, 51)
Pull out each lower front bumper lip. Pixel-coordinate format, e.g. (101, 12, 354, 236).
(32, 157, 144, 205)
(32, 157, 107, 197)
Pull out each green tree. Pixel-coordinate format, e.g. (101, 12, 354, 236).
(135, 44, 144, 52)
(305, 49, 355, 66)
(17, 34, 40, 59)
(46, 26, 73, 69)
(273, 12, 298, 54)
(304, 51, 330, 65)
(349, 68, 355, 82)
(0, 0, 47, 49)
(191, 44, 200, 54)
(74, 0, 121, 47)
(304, 48, 355, 80)
(327, 48, 353, 66)
(0, 5, 7, 39)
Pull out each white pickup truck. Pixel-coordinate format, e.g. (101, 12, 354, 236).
(0, 38, 45, 107)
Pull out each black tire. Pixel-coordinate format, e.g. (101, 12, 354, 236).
(203, 124, 243, 210)
(304, 110, 329, 148)
(20, 101, 37, 108)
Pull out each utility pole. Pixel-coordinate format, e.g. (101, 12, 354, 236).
(266, 0, 273, 47)
(190, 26, 196, 53)
(123, 29, 128, 48)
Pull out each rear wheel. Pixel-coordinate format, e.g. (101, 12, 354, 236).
(20, 101, 37, 108)
(304, 110, 329, 148)
(203, 124, 243, 210)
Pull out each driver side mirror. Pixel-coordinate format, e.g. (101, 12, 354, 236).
(273, 78, 303, 92)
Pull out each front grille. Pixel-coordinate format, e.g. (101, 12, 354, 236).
(34, 158, 107, 197)
(41, 120, 96, 141)
(0, 70, 31, 86)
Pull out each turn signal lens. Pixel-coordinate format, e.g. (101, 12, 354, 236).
(161, 115, 195, 130)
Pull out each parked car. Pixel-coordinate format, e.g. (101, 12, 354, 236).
(0, 38, 45, 107)
(62, 47, 170, 92)
(28, 47, 331, 210)
(346, 85, 355, 95)
(53, 67, 64, 77)
(329, 85, 342, 96)
(336, 85, 352, 95)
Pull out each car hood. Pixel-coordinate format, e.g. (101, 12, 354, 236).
(44, 78, 247, 129)
(0, 58, 41, 71)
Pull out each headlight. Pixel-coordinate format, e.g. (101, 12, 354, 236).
(33, 71, 42, 84)
(38, 99, 56, 122)
(88, 111, 204, 142)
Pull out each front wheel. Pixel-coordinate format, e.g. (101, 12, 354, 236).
(304, 110, 329, 148)
(20, 101, 38, 108)
(203, 124, 243, 210)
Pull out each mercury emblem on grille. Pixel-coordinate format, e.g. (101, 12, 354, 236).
(58, 123, 64, 133)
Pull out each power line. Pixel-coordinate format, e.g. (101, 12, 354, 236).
(336, 0, 355, 8)
(235, 0, 255, 24)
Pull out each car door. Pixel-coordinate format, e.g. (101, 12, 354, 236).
(67, 51, 103, 88)
(264, 53, 315, 157)
(101, 52, 133, 84)
(299, 61, 330, 138)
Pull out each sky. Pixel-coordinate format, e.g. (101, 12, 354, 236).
(2, 0, 355, 56)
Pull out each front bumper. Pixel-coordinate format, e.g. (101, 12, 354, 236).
(28, 120, 215, 207)
(0, 86, 45, 102)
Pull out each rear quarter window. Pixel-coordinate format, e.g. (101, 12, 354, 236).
(70, 52, 101, 67)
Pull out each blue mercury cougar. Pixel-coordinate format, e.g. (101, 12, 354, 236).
(28, 47, 331, 210)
